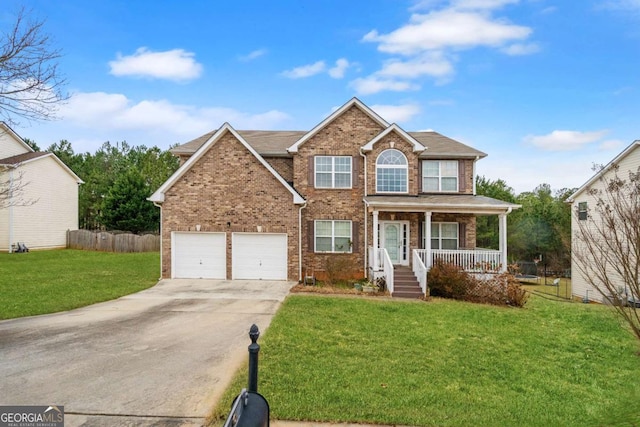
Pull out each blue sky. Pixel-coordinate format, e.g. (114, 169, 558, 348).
(3, 0, 640, 194)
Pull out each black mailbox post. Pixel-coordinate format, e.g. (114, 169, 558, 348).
(223, 324, 270, 427)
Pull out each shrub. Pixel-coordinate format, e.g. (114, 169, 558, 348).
(427, 261, 473, 300)
(428, 261, 529, 307)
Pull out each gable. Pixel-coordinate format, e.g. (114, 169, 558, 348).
(362, 124, 426, 153)
(568, 140, 640, 202)
(288, 97, 389, 153)
(0, 122, 34, 158)
(150, 123, 304, 204)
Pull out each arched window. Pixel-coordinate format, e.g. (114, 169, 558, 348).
(376, 149, 408, 193)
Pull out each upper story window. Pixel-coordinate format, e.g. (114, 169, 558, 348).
(423, 160, 458, 192)
(315, 156, 352, 188)
(578, 202, 587, 220)
(376, 149, 408, 193)
(315, 220, 352, 253)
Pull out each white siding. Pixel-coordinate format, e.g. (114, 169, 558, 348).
(571, 145, 640, 303)
(0, 130, 30, 158)
(1, 156, 79, 251)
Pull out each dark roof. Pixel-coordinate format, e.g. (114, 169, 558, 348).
(171, 129, 486, 159)
(0, 151, 49, 165)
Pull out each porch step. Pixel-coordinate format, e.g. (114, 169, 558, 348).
(392, 267, 423, 299)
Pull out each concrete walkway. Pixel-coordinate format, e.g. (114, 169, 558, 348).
(0, 279, 294, 427)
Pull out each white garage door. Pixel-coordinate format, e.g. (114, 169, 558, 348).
(172, 232, 226, 279)
(232, 233, 287, 280)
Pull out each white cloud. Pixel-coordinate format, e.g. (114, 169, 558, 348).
(501, 42, 540, 55)
(598, 0, 640, 11)
(59, 91, 291, 137)
(328, 58, 350, 79)
(350, 76, 420, 95)
(523, 130, 609, 151)
(109, 47, 203, 81)
(238, 49, 268, 62)
(378, 52, 454, 78)
(363, 10, 531, 54)
(370, 103, 421, 123)
(598, 139, 624, 151)
(281, 61, 326, 79)
(450, 0, 519, 10)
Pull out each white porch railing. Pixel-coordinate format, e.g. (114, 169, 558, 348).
(368, 247, 394, 294)
(412, 250, 427, 294)
(416, 249, 502, 273)
(381, 249, 394, 294)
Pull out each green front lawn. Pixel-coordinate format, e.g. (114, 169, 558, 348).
(212, 295, 640, 427)
(0, 249, 159, 320)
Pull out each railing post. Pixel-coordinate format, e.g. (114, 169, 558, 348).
(248, 324, 260, 393)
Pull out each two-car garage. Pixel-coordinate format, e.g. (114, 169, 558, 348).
(171, 232, 288, 280)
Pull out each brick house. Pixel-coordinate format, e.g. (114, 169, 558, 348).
(149, 98, 519, 296)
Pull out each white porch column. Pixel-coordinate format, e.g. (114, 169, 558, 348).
(499, 213, 507, 272)
(425, 211, 432, 268)
(372, 210, 379, 270)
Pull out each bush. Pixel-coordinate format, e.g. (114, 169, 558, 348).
(427, 261, 473, 300)
(428, 261, 529, 307)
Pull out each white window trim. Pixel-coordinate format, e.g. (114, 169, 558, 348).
(578, 202, 588, 221)
(314, 220, 353, 253)
(376, 149, 408, 194)
(424, 222, 459, 250)
(315, 156, 352, 189)
(422, 160, 459, 193)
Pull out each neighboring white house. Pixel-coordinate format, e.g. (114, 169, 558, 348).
(568, 140, 640, 303)
(0, 122, 83, 252)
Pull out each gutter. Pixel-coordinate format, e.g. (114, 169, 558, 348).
(298, 202, 307, 281)
(153, 201, 163, 280)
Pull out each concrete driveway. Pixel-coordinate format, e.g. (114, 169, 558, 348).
(0, 279, 294, 426)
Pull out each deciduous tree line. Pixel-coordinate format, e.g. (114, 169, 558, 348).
(476, 176, 573, 271)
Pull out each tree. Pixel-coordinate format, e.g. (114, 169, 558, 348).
(572, 165, 640, 341)
(475, 176, 516, 249)
(0, 168, 36, 209)
(100, 168, 159, 234)
(0, 7, 67, 125)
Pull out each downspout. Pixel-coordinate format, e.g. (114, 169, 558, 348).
(8, 167, 14, 253)
(360, 149, 368, 277)
(298, 202, 307, 282)
(153, 201, 163, 280)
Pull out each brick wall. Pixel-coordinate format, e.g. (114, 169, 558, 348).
(264, 157, 294, 183)
(293, 105, 384, 278)
(161, 130, 300, 279)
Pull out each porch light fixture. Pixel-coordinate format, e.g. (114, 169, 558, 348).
(195, 224, 201, 231)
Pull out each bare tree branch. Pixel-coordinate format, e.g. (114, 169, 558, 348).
(0, 167, 38, 209)
(573, 164, 640, 342)
(0, 7, 67, 125)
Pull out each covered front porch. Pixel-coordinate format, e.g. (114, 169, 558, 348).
(364, 195, 519, 297)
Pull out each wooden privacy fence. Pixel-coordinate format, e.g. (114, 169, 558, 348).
(67, 230, 160, 253)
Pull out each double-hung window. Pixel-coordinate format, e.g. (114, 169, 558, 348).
(376, 149, 408, 193)
(315, 220, 352, 253)
(423, 160, 458, 192)
(578, 202, 587, 220)
(425, 222, 458, 250)
(315, 156, 352, 188)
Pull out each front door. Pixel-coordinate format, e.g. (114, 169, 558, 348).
(380, 221, 409, 265)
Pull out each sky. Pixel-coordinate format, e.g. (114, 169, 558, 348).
(2, 0, 640, 194)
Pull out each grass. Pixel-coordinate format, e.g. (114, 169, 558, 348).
(0, 249, 159, 320)
(521, 277, 573, 300)
(211, 295, 640, 427)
